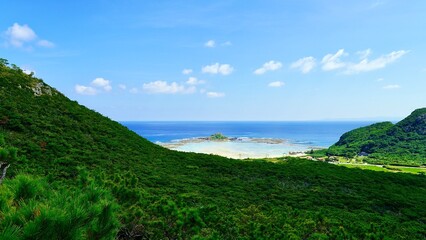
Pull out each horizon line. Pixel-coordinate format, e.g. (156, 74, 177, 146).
(118, 118, 403, 122)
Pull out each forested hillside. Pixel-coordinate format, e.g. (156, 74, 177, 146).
(327, 108, 426, 166)
(1, 59, 426, 239)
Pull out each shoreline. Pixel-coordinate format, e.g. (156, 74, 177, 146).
(158, 136, 323, 159)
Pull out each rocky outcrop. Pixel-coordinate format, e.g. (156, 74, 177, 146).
(31, 82, 53, 96)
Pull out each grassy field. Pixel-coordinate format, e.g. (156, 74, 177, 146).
(262, 156, 426, 175)
(335, 163, 426, 174)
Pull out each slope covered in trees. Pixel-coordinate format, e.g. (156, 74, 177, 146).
(327, 108, 426, 166)
(1, 59, 426, 239)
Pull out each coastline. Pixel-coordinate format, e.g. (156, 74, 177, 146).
(158, 136, 322, 159)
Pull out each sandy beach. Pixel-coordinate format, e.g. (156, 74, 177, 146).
(160, 137, 318, 159)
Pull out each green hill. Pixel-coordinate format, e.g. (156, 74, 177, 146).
(1, 59, 426, 239)
(327, 108, 426, 166)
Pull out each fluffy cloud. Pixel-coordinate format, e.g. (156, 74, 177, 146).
(186, 77, 205, 85)
(4, 23, 36, 48)
(37, 39, 55, 48)
(290, 57, 316, 74)
(22, 69, 33, 75)
(202, 63, 234, 75)
(91, 77, 112, 91)
(321, 49, 347, 71)
(268, 81, 285, 87)
(22, 67, 36, 75)
(4, 23, 54, 49)
(345, 50, 408, 74)
(206, 91, 225, 98)
(254, 61, 282, 75)
(75, 85, 97, 95)
(222, 41, 232, 46)
(383, 84, 400, 89)
(118, 84, 127, 90)
(143, 80, 196, 94)
(182, 69, 193, 75)
(75, 77, 112, 95)
(205, 40, 216, 48)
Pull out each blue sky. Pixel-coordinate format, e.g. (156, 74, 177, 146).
(1, 0, 426, 121)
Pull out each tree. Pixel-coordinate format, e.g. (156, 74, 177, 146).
(0, 58, 9, 66)
(0, 175, 120, 239)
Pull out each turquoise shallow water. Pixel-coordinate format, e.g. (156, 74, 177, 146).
(123, 121, 374, 146)
(122, 122, 372, 158)
(122, 121, 375, 158)
(172, 140, 311, 159)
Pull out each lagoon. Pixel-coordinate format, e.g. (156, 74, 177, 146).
(123, 121, 374, 158)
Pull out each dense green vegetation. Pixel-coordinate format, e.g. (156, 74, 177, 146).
(0, 174, 120, 239)
(209, 133, 228, 141)
(325, 109, 426, 166)
(1, 133, 17, 184)
(1, 59, 426, 239)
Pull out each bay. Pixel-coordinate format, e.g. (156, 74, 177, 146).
(122, 121, 374, 158)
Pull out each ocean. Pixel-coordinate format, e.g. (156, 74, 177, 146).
(121, 121, 374, 158)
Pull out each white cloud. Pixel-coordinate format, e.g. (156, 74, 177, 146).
(22, 69, 33, 75)
(205, 40, 216, 48)
(206, 91, 225, 98)
(321, 49, 347, 71)
(143, 80, 196, 94)
(118, 84, 127, 90)
(321, 49, 407, 74)
(91, 77, 112, 91)
(22, 67, 35, 75)
(345, 50, 408, 74)
(129, 88, 139, 94)
(75, 77, 112, 95)
(202, 63, 234, 75)
(268, 81, 285, 87)
(204, 40, 232, 47)
(222, 41, 232, 46)
(356, 49, 372, 59)
(4, 23, 54, 49)
(186, 77, 205, 85)
(376, 78, 384, 82)
(37, 39, 55, 48)
(254, 60, 282, 75)
(383, 84, 400, 89)
(75, 85, 97, 95)
(182, 69, 193, 75)
(4, 23, 36, 48)
(290, 57, 316, 74)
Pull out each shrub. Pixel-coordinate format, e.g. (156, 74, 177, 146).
(0, 175, 120, 239)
